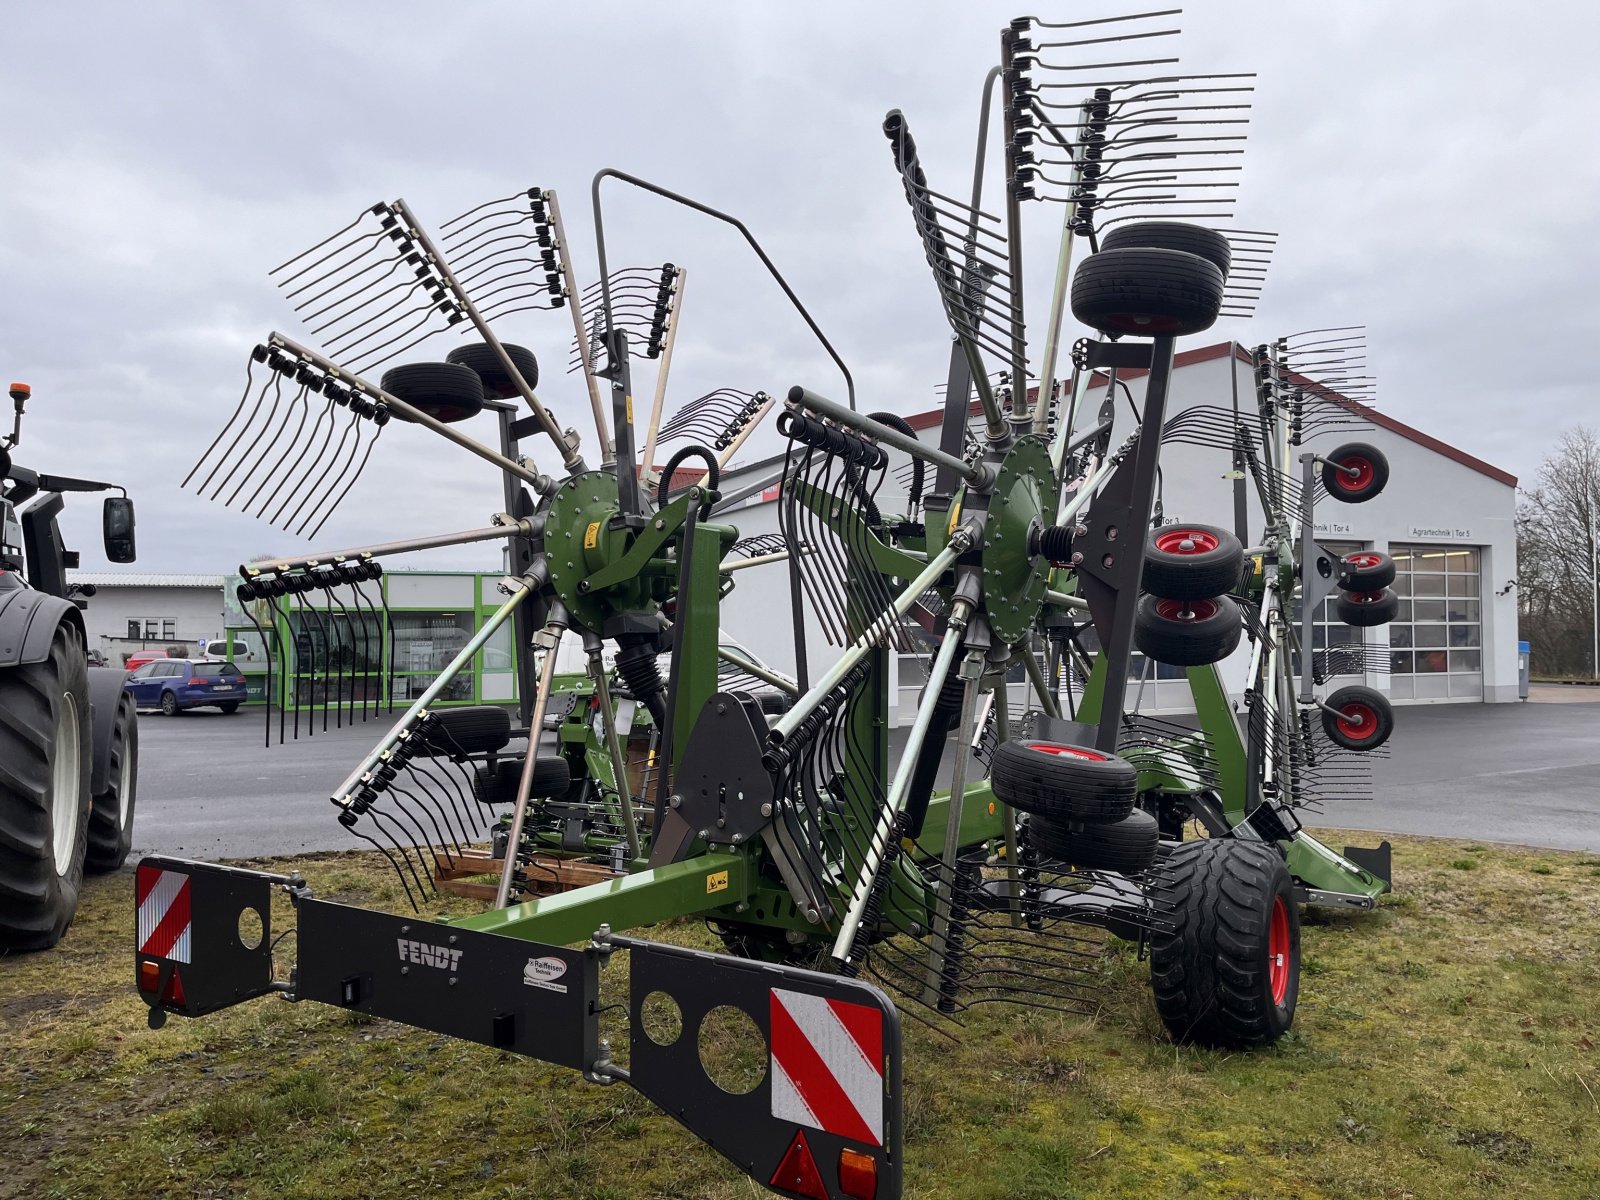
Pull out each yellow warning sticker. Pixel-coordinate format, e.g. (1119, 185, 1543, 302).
(947, 501, 962, 536)
(626, 394, 634, 424)
(584, 521, 600, 549)
(706, 870, 729, 895)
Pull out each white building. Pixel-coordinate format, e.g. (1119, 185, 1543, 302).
(713, 340, 1520, 719)
(67, 572, 227, 665)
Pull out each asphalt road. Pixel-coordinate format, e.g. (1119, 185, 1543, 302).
(128, 694, 1600, 862)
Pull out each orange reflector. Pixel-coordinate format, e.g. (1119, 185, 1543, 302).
(838, 1147, 878, 1199)
(137, 960, 161, 995)
(770, 1130, 828, 1200)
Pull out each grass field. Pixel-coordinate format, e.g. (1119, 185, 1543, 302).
(4, 833, 1599, 1200)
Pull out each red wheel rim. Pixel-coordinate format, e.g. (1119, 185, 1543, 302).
(1344, 553, 1383, 569)
(1347, 590, 1383, 605)
(1334, 456, 1374, 491)
(1268, 895, 1291, 1006)
(1026, 742, 1109, 761)
(1153, 598, 1218, 623)
(1154, 528, 1220, 555)
(1336, 702, 1378, 741)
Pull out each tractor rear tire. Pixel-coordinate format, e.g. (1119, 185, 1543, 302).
(446, 342, 539, 400)
(1142, 523, 1246, 600)
(1132, 593, 1243, 666)
(85, 692, 138, 873)
(991, 740, 1136, 822)
(1028, 808, 1159, 875)
(1070, 247, 1225, 339)
(1100, 221, 1233, 277)
(380, 362, 487, 424)
(0, 623, 94, 951)
(417, 706, 512, 757)
(1150, 839, 1300, 1048)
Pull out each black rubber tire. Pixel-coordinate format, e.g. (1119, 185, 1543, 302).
(446, 342, 539, 400)
(991, 740, 1136, 822)
(1028, 809, 1159, 874)
(1321, 685, 1394, 751)
(1142, 523, 1246, 601)
(1336, 550, 1396, 591)
(416, 706, 512, 757)
(1133, 593, 1243, 667)
(1100, 221, 1232, 278)
(85, 692, 137, 873)
(473, 756, 573, 805)
(380, 361, 486, 424)
(1150, 839, 1300, 1048)
(1070, 247, 1225, 339)
(159, 691, 179, 717)
(218, 701, 241, 714)
(1334, 587, 1398, 628)
(0, 623, 94, 952)
(1321, 442, 1389, 504)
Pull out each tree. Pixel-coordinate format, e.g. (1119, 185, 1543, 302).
(1516, 427, 1600, 677)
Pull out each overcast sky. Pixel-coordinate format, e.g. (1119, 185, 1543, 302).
(4, 1, 1596, 573)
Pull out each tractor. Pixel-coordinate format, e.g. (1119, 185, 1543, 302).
(1, 380, 141, 951)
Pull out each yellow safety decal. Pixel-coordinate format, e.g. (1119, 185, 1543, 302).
(584, 521, 601, 549)
(626, 394, 634, 424)
(706, 870, 729, 895)
(948, 501, 962, 536)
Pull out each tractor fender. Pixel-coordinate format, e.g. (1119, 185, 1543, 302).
(86, 666, 130, 795)
(0, 585, 85, 670)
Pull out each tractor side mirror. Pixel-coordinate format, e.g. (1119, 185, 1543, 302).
(103, 496, 137, 563)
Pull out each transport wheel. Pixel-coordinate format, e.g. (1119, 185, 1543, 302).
(0, 622, 93, 951)
(1070, 247, 1225, 338)
(446, 342, 539, 399)
(218, 702, 241, 714)
(1142, 523, 1246, 601)
(990, 740, 1136, 822)
(1150, 839, 1300, 1048)
(1333, 587, 1398, 628)
(1336, 550, 1396, 591)
(159, 691, 179, 717)
(1320, 685, 1394, 751)
(1028, 808, 1159, 874)
(754, 691, 792, 716)
(85, 692, 137, 873)
(1132, 594, 1243, 666)
(1099, 221, 1233, 277)
(473, 756, 573, 805)
(380, 361, 487, 424)
(1320, 442, 1389, 503)
(417, 705, 512, 756)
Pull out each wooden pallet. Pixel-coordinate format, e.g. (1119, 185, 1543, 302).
(432, 849, 621, 901)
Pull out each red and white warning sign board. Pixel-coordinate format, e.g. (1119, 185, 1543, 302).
(136, 865, 193, 963)
(769, 987, 884, 1147)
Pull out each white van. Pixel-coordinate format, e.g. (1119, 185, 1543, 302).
(198, 637, 254, 663)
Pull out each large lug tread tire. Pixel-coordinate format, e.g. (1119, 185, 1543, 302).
(417, 706, 513, 757)
(1150, 839, 1300, 1048)
(1333, 587, 1398, 628)
(991, 740, 1137, 822)
(1070, 247, 1225, 339)
(85, 692, 138, 873)
(380, 361, 487, 425)
(1320, 685, 1395, 751)
(445, 342, 539, 400)
(1143, 523, 1247, 600)
(1336, 550, 1396, 591)
(0, 623, 93, 952)
(1321, 442, 1389, 504)
(473, 756, 573, 805)
(1132, 593, 1243, 666)
(1028, 808, 1159, 875)
(1099, 221, 1233, 277)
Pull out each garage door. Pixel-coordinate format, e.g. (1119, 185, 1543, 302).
(1388, 545, 1483, 700)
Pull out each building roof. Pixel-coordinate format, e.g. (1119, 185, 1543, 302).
(66, 572, 226, 588)
(902, 341, 1518, 489)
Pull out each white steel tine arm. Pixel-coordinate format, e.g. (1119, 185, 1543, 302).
(589, 647, 642, 861)
(639, 266, 686, 483)
(494, 616, 570, 908)
(716, 390, 776, 469)
(1029, 102, 1093, 434)
(547, 190, 614, 464)
(390, 199, 579, 470)
(250, 519, 533, 576)
(920, 646, 985, 1005)
(832, 596, 973, 962)
(267, 332, 553, 492)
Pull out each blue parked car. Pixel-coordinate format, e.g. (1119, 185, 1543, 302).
(124, 658, 248, 715)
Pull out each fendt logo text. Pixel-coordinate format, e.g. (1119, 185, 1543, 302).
(397, 938, 464, 971)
